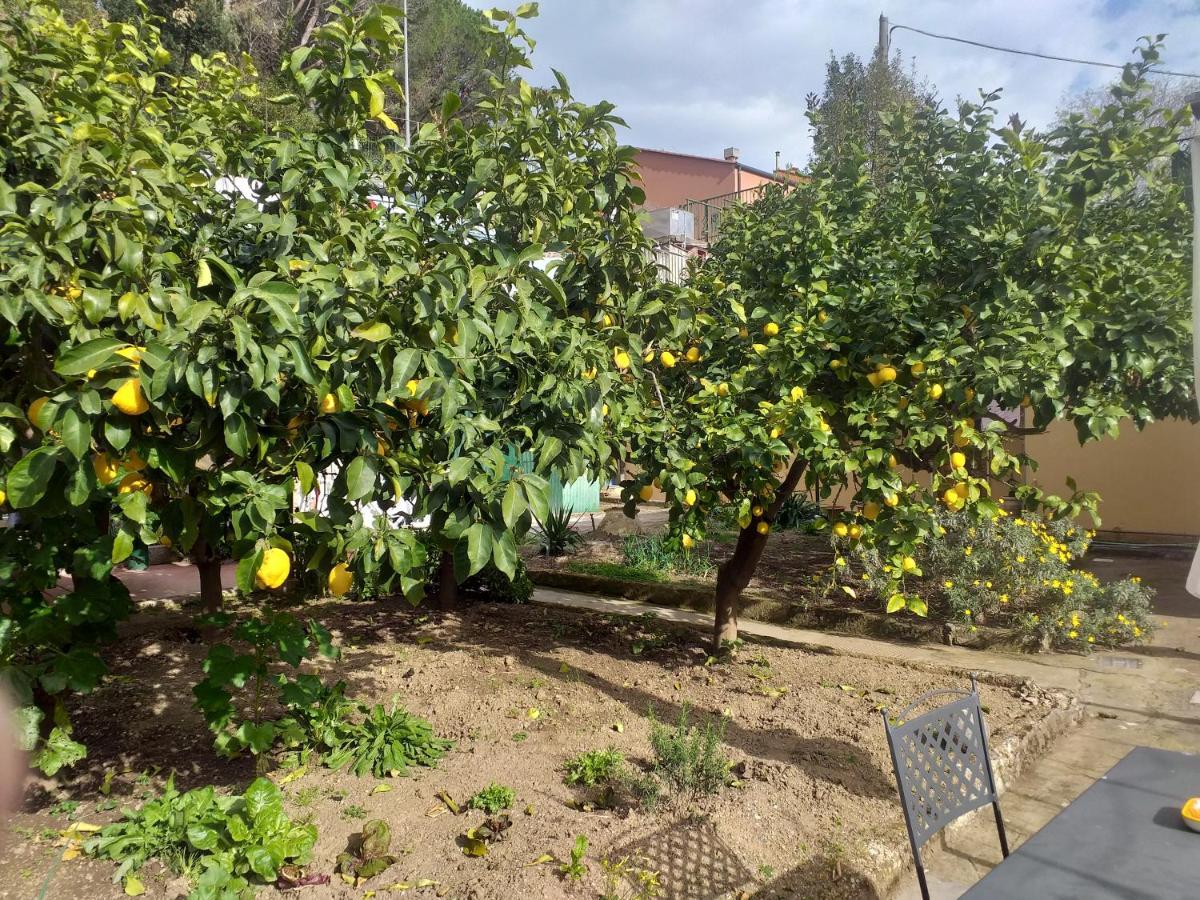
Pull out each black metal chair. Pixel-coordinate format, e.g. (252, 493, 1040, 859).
(881, 676, 1009, 900)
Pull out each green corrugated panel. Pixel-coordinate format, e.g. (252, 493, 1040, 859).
(502, 447, 600, 513)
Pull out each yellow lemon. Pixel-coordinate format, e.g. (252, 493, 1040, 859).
(116, 345, 146, 364)
(848, 524, 862, 539)
(737, 326, 749, 338)
(642, 349, 654, 363)
(681, 533, 694, 549)
(328, 562, 353, 597)
(752, 505, 764, 517)
(953, 430, 970, 448)
(582, 367, 597, 381)
(942, 487, 961, 506)
(125, 450, 147, 471)
(888, 453, 898, 468)
(716, 382, 730, 397)
(685, 346, 701, 363)
(927, 383, 944, 400)
(92, 453, 120, 485)
(86, 368, 97, 380)
(756, 521, 770, 535)
(950, 451, 967, 469)
(954, 482, 970, 499)
(602, 314, 613, 328)
(789, 386, 805, 402)
(660, 351, 677, 368)
(613, 348, 631, 370)
(829, 358, 843, 369)
(866, 371, 882, 388)
(638, 484, 654, 502)
(901, 556, 917, 573)
(910, 361, 925, 376)
(792, 322, 805, 335)
(117, 473, 152, 496)
(112, 379, 149, 415)
(255, 547, 291, 590)
(833, 522, 849, 538)
(883, 493, 899, 508)
(27, 396, 48, 425)
(683, 488, 697, 507)
(877, 365, 897, 383)
(964, 387, 976, 402)
(406, 379, 421, 396)
(762, 322, 779, 337)
(601, 403, 609, 416)
(817, 311, 828, 323)
(770, 427, 783, 439)
(377, 438, 388, 455)
(818, 419, 831, 433)
(862, 501, 880, 521)
(318, 392, 341, 414)
(0, 488, 6, 507)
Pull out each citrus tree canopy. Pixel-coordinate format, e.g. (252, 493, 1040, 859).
(0, 0, 656, 770)
(626, 40, 1194, 651)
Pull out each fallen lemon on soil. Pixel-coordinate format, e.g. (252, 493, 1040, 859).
(256, 547, 291, 590)
(112, 379, 149, 415)
(328, 563, 353, 597)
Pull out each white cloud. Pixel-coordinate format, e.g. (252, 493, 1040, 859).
(461, 0, 1200, 171)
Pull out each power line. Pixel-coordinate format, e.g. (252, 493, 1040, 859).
(888, 23, 1200, 80)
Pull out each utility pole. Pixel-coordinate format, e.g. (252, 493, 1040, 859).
(403, 0, 411, 148)
(878, 13, 890, 58)
(1186, 91, 1200, 598)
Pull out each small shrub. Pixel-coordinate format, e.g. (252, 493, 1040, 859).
(563, 748, 626, 787)
(323, 700, 452, 778)
(461, 560, 534, 603)
(646, 705, 730, 801)
(847, 508, 1155, 650)
(622, 534, 714, 579)
(773, 495, 821, 531)
(559, 834, 589, 881)
(336, 819, 397, 883)
(86, 777, 316, 896)
(467, 783, 515, 815)
(537, 506, 585, 556)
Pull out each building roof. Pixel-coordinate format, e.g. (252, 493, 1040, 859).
(634, 146, 782, 182)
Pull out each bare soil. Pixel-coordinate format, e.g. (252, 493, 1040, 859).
(0, 599, 1068, 900)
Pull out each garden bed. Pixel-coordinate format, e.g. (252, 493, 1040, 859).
(2, 599, 1076, 899)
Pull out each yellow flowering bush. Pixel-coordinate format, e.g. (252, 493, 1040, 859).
(847, 509, 1153, 650)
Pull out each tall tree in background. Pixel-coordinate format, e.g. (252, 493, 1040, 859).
(806, 48, 933, 179)
(102, 0, 240, 71)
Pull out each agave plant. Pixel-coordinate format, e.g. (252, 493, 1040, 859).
(536, 506, 584, 556)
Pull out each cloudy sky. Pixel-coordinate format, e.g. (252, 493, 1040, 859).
(464, 0, 1200, 172)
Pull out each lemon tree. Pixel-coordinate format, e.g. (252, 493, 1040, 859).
(0, 1, 655, 769)
(627, 42, 1193, 651)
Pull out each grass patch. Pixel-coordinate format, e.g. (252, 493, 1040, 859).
(566, 562, 665, 583)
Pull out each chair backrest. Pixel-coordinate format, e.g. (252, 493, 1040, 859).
(882, 676, 1002, 852)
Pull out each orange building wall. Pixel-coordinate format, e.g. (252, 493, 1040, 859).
(1025, 418, 1200, 538)
(634, 149, 777, 209)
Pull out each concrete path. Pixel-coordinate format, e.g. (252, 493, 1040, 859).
(111, 550, 1200, 898)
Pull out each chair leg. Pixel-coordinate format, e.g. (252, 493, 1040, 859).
(993, 800, 1010, 858)
(915, 853, 931, 900)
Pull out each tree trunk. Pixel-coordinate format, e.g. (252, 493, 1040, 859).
(192, 536, 224, 615)
(435, 550, 458, 611)
(710, 458, 809, 653)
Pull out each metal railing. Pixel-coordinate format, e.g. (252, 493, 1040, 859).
(679, 183, 769, 244)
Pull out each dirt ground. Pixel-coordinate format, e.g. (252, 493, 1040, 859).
(0, 599, 1068, 900)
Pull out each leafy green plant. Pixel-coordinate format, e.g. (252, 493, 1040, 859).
(622, 534, 714, 579)
(566, 561, 665, 583)
(335, 819, 397, 886)
(563, 748, 626, 787)
(85, 777, 317, 895)
(601, 854, 663, 900)
(341, 804, 367, 820)
(192, 612, 339, 763)
(467, 783, 515, 815)
(323, 699, 452, 778)
(645, 705, 730, 802)
(773, 495, 821, 531)
(559, 834, 589, 881)
(846, 508, 1154, 650)
(536, 506, 584, 557)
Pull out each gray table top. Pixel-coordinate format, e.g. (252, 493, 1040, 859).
(962, 746, 1200, 899)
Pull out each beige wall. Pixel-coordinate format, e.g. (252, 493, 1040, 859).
(634, 149, 778, 210)
(1026, 419, 1200, 537)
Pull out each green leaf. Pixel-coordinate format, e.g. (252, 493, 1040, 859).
(465, 522, 493, 576)
(112, 530, 134, 564)
(60, 407, 90, 459)
(6, 446, 59, 508)
(907, 596, 929, 617)
(54, 337, 125, 377)
(196, 259, 212, 288)
(352, 321, 392, 342)
(492, 530, 518, 580)
(123, 875, 146, 897)
(236, 549, 264, 594)
(885, 593, 906, 614)
(501, 480, 526, 530)
(346, 455, 379, 502)
(32, 726, 86, 776)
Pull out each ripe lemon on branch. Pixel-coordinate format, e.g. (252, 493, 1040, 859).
(328, 563, 353, 597)
(255, 548, 291, 590)
(112, 378, 149, 415)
